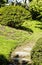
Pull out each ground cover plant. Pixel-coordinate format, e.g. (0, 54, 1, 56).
(31, 38, 42, 65)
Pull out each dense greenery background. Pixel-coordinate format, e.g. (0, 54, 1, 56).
(29, 0, 42, 21)
(0, 0, 42, 65)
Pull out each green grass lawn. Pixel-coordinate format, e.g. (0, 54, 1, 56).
(0, 24, 31, 60)
(0, 36, 18, 59)
(0, 24, 31, 45)
(0, 20, 42, 61)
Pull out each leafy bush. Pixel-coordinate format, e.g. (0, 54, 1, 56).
(0, 0, 6, 7)
(31, 38, 42, 65)
(29, 0, 42, 21)
(0, 5, 31, 28)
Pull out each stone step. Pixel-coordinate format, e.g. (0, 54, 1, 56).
(15, 51, 30, 57)
(23, 47, 32, 51)
(21, 58, 31, 61)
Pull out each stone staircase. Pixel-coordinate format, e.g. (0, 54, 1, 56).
(11, 45, 33, 65)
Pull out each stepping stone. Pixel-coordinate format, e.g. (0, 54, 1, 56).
(21, 58, 29, 61)
(23, 47, 32, 51)
(15, 51, 30, 56)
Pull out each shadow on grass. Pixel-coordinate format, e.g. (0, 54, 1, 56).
(15, 26, 33, 33)
(35, 23, 42, 29)
(7, 22, 33, 33)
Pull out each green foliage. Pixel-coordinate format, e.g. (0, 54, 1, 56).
(0, 0, 5, 4)
(0, 5, 31, 28)
(0, 0, 6, 7)
(31, 38, 42, 65)
(29, 0, 42, 21)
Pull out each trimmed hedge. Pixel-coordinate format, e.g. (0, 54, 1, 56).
(0, 5, 31, 28)
(31, 38, 42, 65)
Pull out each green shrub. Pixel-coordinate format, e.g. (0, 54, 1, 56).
(31, 38, 42, 65)
(0, 5, 31, 28)
(29, 0, 42, 21)
(0, 0, 6, 7)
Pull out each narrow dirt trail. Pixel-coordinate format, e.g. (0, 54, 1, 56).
(11, 33, 42, 64)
